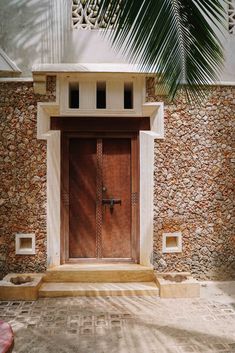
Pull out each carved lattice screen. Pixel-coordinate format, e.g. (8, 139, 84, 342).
(72, 0, 119, 30)
(228, 0, 235, 34)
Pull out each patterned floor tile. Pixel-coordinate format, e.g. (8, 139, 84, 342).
(0, 291, 234, 353)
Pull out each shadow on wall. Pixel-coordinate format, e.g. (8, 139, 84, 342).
(0, 0, 73, 76)
(0, 0, 124, 76)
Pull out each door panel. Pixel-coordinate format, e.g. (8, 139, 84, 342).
(63, 134, 139, 262)
(69, 139, 97, 258)
(102, 139, 131, 258)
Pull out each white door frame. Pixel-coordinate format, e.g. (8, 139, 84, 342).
(36, 73, 164, 268)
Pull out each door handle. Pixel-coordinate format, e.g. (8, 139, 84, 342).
(102, 198, 122, 209)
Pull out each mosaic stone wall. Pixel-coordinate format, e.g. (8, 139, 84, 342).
(0, 77, 234, 280)
(0, 78, 56, 279)
(147, 79, 235, 280)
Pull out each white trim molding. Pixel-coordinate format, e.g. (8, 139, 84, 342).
(0, 77, 33, 82)
(0, 48, 21, 75)
(32, 63, 147, 74)
(37, 72, 164, 268)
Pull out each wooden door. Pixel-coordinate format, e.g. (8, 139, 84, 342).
(61, 134, 139, 263)
(101, 139, 131, 258)
(69, 139, 97, 258)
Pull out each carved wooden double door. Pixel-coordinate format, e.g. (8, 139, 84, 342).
(61, 133, 139, 263)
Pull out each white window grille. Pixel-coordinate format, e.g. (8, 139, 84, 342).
(228, 0, 235, 34)
(72, 0, 119, 30)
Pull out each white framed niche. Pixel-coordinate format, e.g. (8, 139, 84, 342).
(162, 232, 182, 253)
(15, 233, 36, 255)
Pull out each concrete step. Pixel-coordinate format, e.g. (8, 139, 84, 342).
(44, 264, 155, 283)
(39, 282, 159, 297)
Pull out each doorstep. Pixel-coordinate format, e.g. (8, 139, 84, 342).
(39, 281, 159, 297)
(44, 263, 155, 283)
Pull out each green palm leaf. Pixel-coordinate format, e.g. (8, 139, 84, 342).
(93, 0, 226, 100)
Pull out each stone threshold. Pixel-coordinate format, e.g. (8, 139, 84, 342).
(44, 264, 155, 283)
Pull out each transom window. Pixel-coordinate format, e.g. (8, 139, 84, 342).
(96, 81, 106, 109)
(68, 80, 134, 110)
(69, 82, 79, 108)
(124, 82, 133, 109)
(59, 74, 144, 116)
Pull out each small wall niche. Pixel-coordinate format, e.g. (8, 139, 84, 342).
(15, 234, 35, 255)
(69, 82, 79, 108)
(124, 82, 133, 109)
(162, 232, 182, 253)
(96, 81, 106, 109)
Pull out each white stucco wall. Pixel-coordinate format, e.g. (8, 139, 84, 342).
(0, 0, 126, 77)
(0, 0, 234, 82)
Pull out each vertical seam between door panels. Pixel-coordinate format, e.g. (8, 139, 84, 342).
(96, 138, 103, 258)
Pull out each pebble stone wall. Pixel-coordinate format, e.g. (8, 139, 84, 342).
(0, 77, 234, 280)
(147, 79, 235, 280)
(0, 78, 56, 279)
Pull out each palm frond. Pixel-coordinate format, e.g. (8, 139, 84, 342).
(91, 0, 226, 100)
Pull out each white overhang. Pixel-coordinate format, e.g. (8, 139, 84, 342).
(32, 63, 149, 75)
(32, 63, 153, 94)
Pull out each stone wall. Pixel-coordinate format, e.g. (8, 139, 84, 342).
(0, 77, 234, 281)
(0, 78, 56, 279)
(147, 80, 235, 280)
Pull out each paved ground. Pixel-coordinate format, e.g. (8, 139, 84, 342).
(0, 281, 234, 353)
